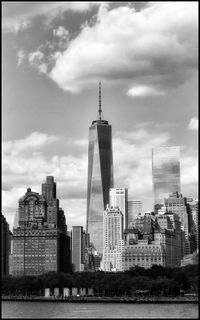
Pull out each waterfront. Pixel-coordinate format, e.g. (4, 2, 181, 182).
(2, 301, 199, 318)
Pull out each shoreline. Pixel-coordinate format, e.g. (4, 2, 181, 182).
(2, 295, 198, 304)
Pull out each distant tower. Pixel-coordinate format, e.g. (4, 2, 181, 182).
(86, 82, 114, 254)
(128, 200, 143, 228)
(71, 226, 84, 272)
(109, 188, 128, 230)
(42, 176, 56, 201)
(103, 206, 123, 250)
(1, 214, 11, 276)
(152, 146, 181, 214)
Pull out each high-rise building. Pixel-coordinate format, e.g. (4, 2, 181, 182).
(164, 192, 193, 255)
(186, 198, 199, 250)
(11, 177, 71, 276)
(103, 206, 123, 250)
(132, 212, 157, 241)
(152, 146, 180, 213)
(109, 188, 128, 229)
(156, 209, 182, 266)
(71, 226, 86, 272)
(42, 176, 56, 201)
(86, 82, 114, 254)
(1, 214, 12, 276)
(102, 206, 124, 271)
(128, 200, 142, 228)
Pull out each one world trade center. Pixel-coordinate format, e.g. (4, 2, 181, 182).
(86, 82, 114, 254)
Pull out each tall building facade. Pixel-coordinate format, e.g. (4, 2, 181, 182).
(103, 206, 123, 249)
(109, 188, 128, 230)
(11, 177, 71, 276)
(102, 206, 124, 271)
(1, 214, 12, 276)
(186, 198, 199, 251)
(164, 192, 194, 255)
(128, 200, 142, 228)
(71, 226, 86, 272)
(86, 83, 114, 254)
(152, 146, 181, 213)
(42, 176, 56, 201)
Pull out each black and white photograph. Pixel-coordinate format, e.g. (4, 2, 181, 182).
(2, 1, 198, 319)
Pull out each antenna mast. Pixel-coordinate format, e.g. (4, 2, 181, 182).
(98, 81, 102, 121)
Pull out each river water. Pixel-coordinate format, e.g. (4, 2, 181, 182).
(2, 301, 198, 318)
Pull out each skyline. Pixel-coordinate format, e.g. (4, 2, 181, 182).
(2, 2, 198, 231)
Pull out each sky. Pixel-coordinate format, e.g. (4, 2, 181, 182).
(2, 1, 198, 231)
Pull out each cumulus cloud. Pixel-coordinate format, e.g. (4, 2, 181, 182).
(17, 49, 26, 66)
(188, 117, 198, 130)
(127, 85, 165, 98)
(28, 51, 48, 74)
(3, 131, 59, 156)
(2, 2, 102, 33)
(53, 26, 69, 39)
(47, 2, 197, 93)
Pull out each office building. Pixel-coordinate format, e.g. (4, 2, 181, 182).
(186, 198, 199, 250)
(102, 206, 124, 271)
(109, 188, 128, 229)
(128, 200, 142, 228)
(103, 206, 123, 249)
(156, 209, 182, 266)
(122, 227, 178, 270)
(164, 192, 192, 254)
(71, 226, 86, 272)
(1, 214, 12, 276)
(122, 239, 165, 270)
(11, 177, 71, 276)
(152, 146, 181, 213)
(86, 82, 114, 254)
(42, 176, 56, 201)
(132, 212, 157, 241)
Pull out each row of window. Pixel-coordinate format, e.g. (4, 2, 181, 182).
(123, 257, 162, 262)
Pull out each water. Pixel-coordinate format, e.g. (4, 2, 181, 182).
(2, 301, 198, 318)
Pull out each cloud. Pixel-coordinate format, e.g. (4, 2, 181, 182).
(47, 2, 197, 93)
(17, 50, 26, 66)
(28, 51, 48, 74)
(2, 2, 102, 33)
(127, 85, 165, 98)
(3, 131, 59, 156)
(188, 117, 198, 130)
(53, 26, 69, 39)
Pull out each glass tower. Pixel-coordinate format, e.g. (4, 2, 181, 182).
(128, 200, 143, 228)
(152, 146, 181, 213)
(86, 83, 114, 254)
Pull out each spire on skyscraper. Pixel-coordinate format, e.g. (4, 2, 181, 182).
(99, 81, 102, 121)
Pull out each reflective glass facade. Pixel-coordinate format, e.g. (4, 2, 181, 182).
(152, 146, 181, 212)
(86, 120, 114, 254)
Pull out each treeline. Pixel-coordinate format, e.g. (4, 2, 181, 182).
(2, 264, 198, 297)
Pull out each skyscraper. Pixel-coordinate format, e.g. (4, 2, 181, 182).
(42, 176, 56, 201)
(103, 206, 123, 250)
(164, 192, 193, 255)
(1, 213, 12, 276)
(109, 188, 128, 230)
(11, 177, 71, 276)
(102, 206, 124, 271)
(152, 146, 181, 213)
(86, 82, 114, 254)
(128, 200, 142, 228)
(71, 226, 84, 272)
